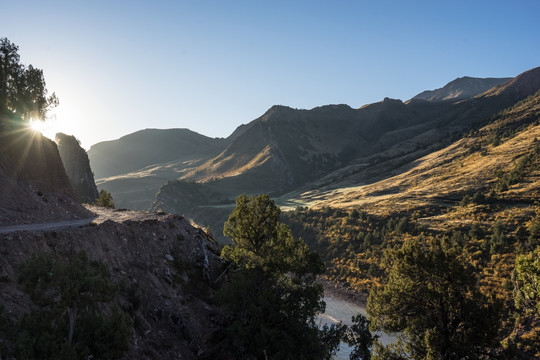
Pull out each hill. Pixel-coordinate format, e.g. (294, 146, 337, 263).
(283, 87, 540, 357)
(87, 128, 227, 209)
(88, 128, 226, 179)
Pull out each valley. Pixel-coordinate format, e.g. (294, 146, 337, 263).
(85, 66, 540, 357)
(1, 49, 539, 357)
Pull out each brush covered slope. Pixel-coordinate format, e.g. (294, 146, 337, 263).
(0, 121, 233, 359)
(284, 80, 540, 357)
(0, 207, 230, 359)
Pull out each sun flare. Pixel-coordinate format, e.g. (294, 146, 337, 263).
(29, 118, 57, 140)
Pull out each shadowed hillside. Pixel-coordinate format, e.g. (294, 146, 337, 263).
(0, 121, 92, 225)
(56, 132, 99, 203)
(88, 128, 227, 179)
(87, 129, 228, 209)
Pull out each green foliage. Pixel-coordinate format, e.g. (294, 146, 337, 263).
(218, 194, 340, 359)
(346, 314, 375, 360)
(494, 153, 535, 192)
(367, 237, 501, 360)
(15, 251, 131, 359)
(223, 193, 282, 265)
(0, 37, 58, 122)
(513, 246, 540, 313)
(460, 191, 487, 207)
(96, 189, 115, 208)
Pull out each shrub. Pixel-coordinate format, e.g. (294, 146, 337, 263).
(96, 189, 115, 208)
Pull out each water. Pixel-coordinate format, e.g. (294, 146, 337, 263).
(318, 292, 396, 360)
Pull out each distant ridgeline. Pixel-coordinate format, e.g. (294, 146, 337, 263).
(90, 68, 539, 234)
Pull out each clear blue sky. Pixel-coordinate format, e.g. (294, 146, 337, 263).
(2, 0, 539, 148)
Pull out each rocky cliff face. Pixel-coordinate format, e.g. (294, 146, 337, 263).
(56, 133, 99, 203)
(56, 132, 99, 203)
(0, 127, 92, 225)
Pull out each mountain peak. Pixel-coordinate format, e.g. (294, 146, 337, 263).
(411, 76, 511, 102)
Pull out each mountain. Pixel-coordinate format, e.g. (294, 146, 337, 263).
(410, 76, 511, 102)
(87, 128, 228, 209)
(88, 128, 227, 179)
(281, 79, 540, 358)
(283, 86, 540, 214)
(85, 67, 540, 241)
(56, 132, 99, 203)
(149, 69, 540, 233)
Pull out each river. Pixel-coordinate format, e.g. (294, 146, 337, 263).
(318, 292, 396, 360)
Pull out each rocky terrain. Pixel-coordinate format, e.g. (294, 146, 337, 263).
(0, 122, 237, 359)
(0, 206, 228, 359)
(0, 127, 92, 226)
(56, 132, 99, 203)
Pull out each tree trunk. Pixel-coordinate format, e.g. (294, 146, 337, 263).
(67, 304, 78, 344)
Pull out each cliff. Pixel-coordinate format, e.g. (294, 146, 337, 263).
(0, 125, 92, 225)
(56, 132, 99, 203)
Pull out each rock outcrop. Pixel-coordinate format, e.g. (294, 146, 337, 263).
(0, 126, 92, 225)
(56, 132, 99, 203)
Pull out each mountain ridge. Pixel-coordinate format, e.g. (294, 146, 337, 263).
(85, 67, 540, 243)
(410, 76, 511, 102)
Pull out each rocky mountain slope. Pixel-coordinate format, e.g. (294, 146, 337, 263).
(0, 207, 228, 359)
(410, 76, 511, 102)
(279, 66, 540, 211)
(283, 86, 540, 218)
(56, 132, 99, 203)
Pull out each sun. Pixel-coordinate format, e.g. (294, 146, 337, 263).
(29, 118, 57, 140)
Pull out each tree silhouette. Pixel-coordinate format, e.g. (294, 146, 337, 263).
(0, 37, 58, 123)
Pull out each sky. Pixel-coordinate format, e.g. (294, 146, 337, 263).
(2, 1, 540, 149)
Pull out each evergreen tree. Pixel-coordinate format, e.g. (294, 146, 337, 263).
(0, 37, 58, 122)
(219, 194, 344, 359)
(96, 189, 115, 208)
(367, 237, 501, 360)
